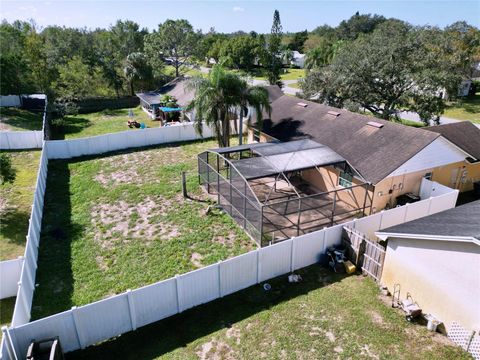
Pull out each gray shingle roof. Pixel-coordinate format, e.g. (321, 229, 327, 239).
(378, 200, 480, 241)
(136, 77, 195, 108)
(258, 86, 440, 185)
(426, 121, 480, 160)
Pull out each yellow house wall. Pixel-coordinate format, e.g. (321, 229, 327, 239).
(381, 238, 480, 333)
(372, 169, 432, 212)
(247, 128, 477, 213)
(430, 161, 480, 192)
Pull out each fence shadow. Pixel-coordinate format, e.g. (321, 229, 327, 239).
(30, 160, 84, 320)
(67, 265, 348, 360)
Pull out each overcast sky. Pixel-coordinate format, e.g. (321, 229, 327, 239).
(1, 0, 479, 33)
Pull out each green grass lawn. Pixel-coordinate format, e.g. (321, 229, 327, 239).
(0, 297, 15, 340)
(31, 138, 254, 320)
(0, 150, 41, 260)
(443, 93, 480, 123)
(287, 82, 301, 89)
(52, 106, 162, 140)
(0, 107, 43, 131)
(253, 68, 305, 81)
(67, 267, 469, 360)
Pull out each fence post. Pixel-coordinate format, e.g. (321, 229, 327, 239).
(403, 203, 409, 222)
(71, 306, 85, 349)
(175, 275, 181, 313)
(378, 210, 385, 230)
(217, 261, 222, 298)
(126, 290, 137, 331)
(290, 238, 295, 272)
(1, 326, 18, 360)
(18, 282, 30, 322)
(321, 227, 328, 253)
(256, 249, 261, 284)
(427, 197, 433, 215)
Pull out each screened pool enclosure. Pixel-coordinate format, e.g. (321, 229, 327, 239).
(198, 139, 373, 246)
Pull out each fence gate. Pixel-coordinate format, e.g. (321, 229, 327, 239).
(342, 227, 386, 282)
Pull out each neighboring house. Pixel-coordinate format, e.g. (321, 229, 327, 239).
(458, 79, 472, 97)
(247, 86, 477, 213)
(136, 77, 195, 121)
(425, 121, 480, 192)
(291, 51, 305, 68)
(376, 200, 480, 334)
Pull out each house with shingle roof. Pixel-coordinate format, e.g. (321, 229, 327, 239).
(375, 200, 480, 334)
(247, 86, 479, 213)
(425, 121, 480, 193)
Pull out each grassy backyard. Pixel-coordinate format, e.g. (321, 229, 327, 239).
(31, 138, 254, 319)
(253, 67, 305, 81)
(0, 107, 43, 131)
(67, 266, 469, 360)
(0, 150, 41, 260)
(443, 93, 480, 123)
(0, 297, 15, 339)
(52, 106, 162, 140)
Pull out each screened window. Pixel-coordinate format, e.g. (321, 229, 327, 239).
(339, 170, 353, 188)
(253, 129, 260, 142)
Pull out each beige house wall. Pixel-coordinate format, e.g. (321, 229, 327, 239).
(430, 160, 480, 192)
(381, 238, 480, 333)
(247, 127, 477, 213)
(301, 167, 371, 213)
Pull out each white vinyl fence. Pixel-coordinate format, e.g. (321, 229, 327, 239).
(0, 96, 47, 150)
(0, 96, 21, 107)
(419, 177, 455, 199)
(0, 258, 24, 299)
(46, 122, 216, 159)
(0, 182, 459, 359)
(7, 147, 48, 331)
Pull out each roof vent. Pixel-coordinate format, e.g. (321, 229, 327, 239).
(297, 102, 308, 108)
(327, 111, 341, 117)
(367, 121, 384, 129)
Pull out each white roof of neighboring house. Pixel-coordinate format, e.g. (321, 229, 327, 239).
(292, 51, 305, 59)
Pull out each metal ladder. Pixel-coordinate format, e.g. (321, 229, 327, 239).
(392, 283, 401, 308)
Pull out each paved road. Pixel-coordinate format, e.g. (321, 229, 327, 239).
(399, 111, 480, 128)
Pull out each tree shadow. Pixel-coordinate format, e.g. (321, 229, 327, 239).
(261, 118, 307, 142)
(51, 117, 92, 140)
(67, 265, 347, 360)
(30, 160, 84, 320)
(0, 209, 31, 247)
(0, 108, 43, 131)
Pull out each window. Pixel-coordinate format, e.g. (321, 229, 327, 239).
(253, 129, 260, 142)
(339, 170, 353, 188)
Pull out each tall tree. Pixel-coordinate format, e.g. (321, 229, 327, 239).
(187, 65, 270, 148)
(303, 21, 462, 123)
(124, 52, 152, 95)
(266, 10, 283, 85)
(145, 19, 198, 78)
(287, 30, 309, 52)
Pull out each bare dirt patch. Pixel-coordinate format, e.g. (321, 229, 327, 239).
(196, 339, 236, 360)
(191, 252, 203, 268)
(369, 310, 386, 326)
(225, 326, 241, 345)
(94, 169, 139, 186)
(90, 196, 180, 247)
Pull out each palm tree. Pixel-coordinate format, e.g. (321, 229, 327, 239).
(237, 85, 271, 145)
(124, 52, 151, 96)
(187, 65, 271, 148)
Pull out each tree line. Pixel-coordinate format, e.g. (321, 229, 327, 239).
(1, 11, 478, 124)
